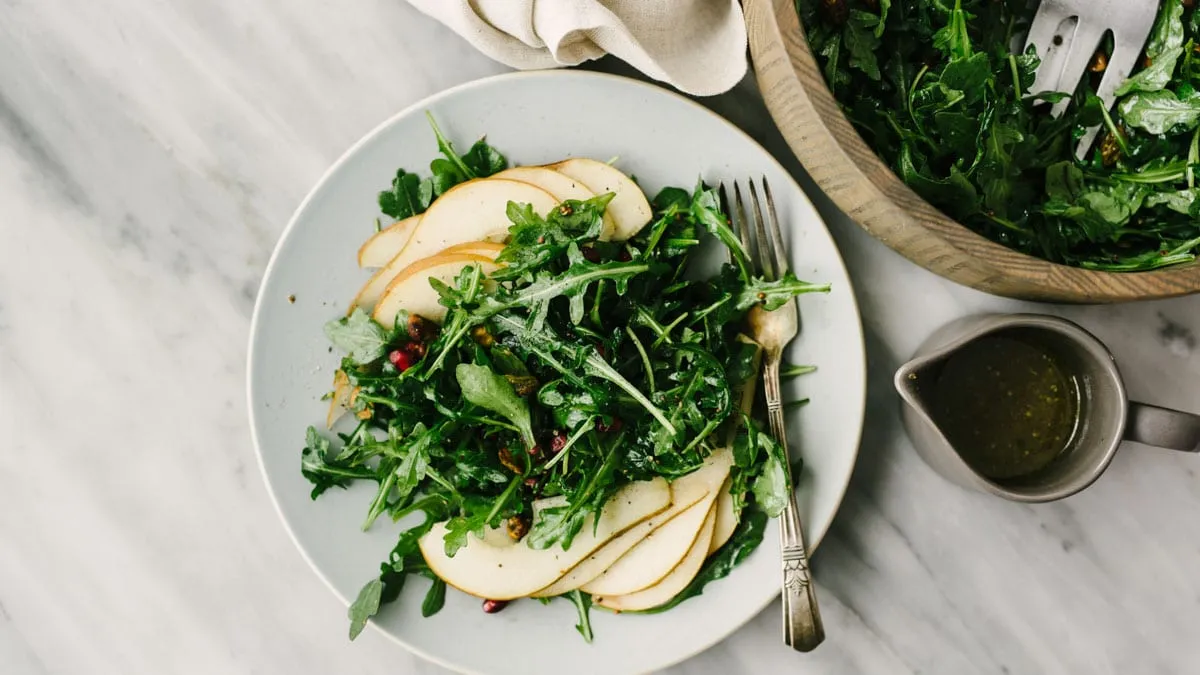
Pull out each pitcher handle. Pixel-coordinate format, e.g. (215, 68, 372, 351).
(1126, 402, 1200, 453)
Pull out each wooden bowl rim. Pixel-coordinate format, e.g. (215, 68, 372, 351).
(745, 0, 1200, 302)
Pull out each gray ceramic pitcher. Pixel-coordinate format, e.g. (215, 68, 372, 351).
(895, 314, 1200, 503)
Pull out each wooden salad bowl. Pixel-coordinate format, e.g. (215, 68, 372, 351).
(744, 0, 1200, 303)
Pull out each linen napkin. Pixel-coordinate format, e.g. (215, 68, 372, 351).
(405, 0, 748, 96)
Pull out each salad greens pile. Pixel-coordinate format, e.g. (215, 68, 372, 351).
(301, 121, 829, 640)
(799, 0, 1200, 271)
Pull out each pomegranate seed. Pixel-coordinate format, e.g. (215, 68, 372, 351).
(529, 443, 543, 457)
(618, 249, 632, 262)
(597, 417, 623, 433)
(524, 477, 539, 489)
(595, 344, 607, 359)
(550, 432, 567, 453)
(581, 246, 601, 263)
(388, 349, 414, 372)
(482, 599, 508, 613)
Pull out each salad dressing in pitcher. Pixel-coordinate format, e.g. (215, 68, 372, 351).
(921, 331, 1082, 480)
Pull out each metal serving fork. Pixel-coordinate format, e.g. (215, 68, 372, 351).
(1024, 0, 1157, 156)
(722, 178, 824, 652)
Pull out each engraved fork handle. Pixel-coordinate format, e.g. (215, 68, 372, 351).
(763, 355, 825, 652)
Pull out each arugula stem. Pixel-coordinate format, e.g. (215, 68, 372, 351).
(680, 417, 723, 456)
(1112, 162, 1188, 184)
(584, 353, 676, 436)
(1168, 235, 1200, 256)
(356, 392, 421, 414)
(651, 312, 689, 349)
(907, 64, 930, 132)
(425, 111, 476, 179)
(422, 319, 472, 380)
(625, 326, 656, 393)
(483, 476, 521, 525)
(982, 211, 1032, 235)
(541, 420, 594, 472)
(690, 295, 731, 324)
(363, 467, 398, 531)
(459, 415, 520, 432)
(590, 279, 606, 328)
(422, 469, 460, 503)
(781, 364, 818, 378)
(390, 493, 450, 522)
(1097, 104, 1131, 158)
(1189, 128, 1199, 189)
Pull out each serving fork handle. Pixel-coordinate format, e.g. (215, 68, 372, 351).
(763, 356, 825, 652)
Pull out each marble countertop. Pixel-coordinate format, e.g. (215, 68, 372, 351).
(3, 3, 1199, 674)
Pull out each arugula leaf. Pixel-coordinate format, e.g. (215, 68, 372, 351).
(568, 590, 594, 643)
(1043, 183, 1149, 242)
(443, 476, 521, 557)
(1146, 188, 1200, 215)
(421, 579, 447, 617)
(1146, 0, 1185, 60)
(301, 427, 375, 498)
(845, 12, 882, 80)
(527, 436, 622, 550)
(324, 309, 390, 364)
(1119, 89, 1200, 135)
(690, 182, 750, 282)
(898, 143, 979, 214)
(1116, 47, 1183, 96)
(462, 139, 508, 177)
(932, 0, 972, 60)
(347, 578, 383, 640)
(1114, 0, 1184, 97)
(456, 363, 536, 451)
(379, 169, 428, 219)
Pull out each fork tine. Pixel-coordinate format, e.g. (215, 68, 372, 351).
(747, 180, 776, 281)
(1025, 4, 1073, 97)
(732, 183, 758, 276)
(1048, 23, 1106, 117)
(760, 177, 790, 277)
(719, 182, 735, 265)
(1075, 42, 1144, 158)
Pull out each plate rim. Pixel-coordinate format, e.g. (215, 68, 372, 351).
(246, 68, 866, 674)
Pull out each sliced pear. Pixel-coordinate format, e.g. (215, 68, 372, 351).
(358, 215, 419, 268)
(325, 369, 352, 429)
(594, 504, 719, 612)
(385, 177, 554, 274)
(418, 477, 671, 600)
(709, 477, 737, 553)
(372, 253, 499, 327)
(349, 178, 557, 311)
(580, 449, 732, 596)
(532, 474, 710, 598)
(495, 166, 618, 239)
(548, 158, 652, 241)
(437, 240, 506, 258)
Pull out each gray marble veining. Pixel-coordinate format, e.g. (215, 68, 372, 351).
(1, 2, 1198, 674)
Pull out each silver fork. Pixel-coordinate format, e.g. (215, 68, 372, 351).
(1024, 0, 1156, 157)
(722, 178, 824, 652)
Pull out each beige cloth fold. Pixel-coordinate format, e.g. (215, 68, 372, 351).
(406, 0, 748, 96)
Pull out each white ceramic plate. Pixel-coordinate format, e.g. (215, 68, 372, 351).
(248, 71, 865, 675)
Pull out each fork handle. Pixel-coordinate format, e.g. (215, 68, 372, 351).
(763, 357, 825, 652)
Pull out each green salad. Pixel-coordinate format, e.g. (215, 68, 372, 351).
(300, 119, 829, 641)
(800, 0, 1200, 271)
